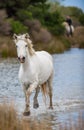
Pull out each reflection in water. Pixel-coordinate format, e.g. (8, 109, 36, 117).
(0, 48, 84, 129)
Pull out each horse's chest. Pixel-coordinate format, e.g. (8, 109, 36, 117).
(19, 69, 35, 85)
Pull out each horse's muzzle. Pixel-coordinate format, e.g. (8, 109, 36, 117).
(18, 56, 25, 63)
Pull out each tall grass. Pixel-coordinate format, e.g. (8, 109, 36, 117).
(0, 102, 51, 130)
(0, 102, 83, 130)
(0, 36, 16, 57)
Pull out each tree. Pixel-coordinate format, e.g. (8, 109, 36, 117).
(0, 0, 48, 17)
(70, 7, 83, 17)
(0, 0, 33, 16)
(44, 11, 64, 35)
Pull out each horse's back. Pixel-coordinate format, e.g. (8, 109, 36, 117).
(63, 22, 74, 33)
(36, 51, 53, 67)
(36, 51, 52, 61)
(35, 51, 53, 84)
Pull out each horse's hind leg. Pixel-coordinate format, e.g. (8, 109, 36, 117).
(70, 25, 73, 37)
(33, 86, 40, 109)
(48, 73, 53, 109)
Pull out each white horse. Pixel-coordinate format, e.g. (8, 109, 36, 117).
(63, 22, 74, 37)
(13, 33, 54, 116)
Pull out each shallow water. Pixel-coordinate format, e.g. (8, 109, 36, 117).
(0, 48, 84, 129)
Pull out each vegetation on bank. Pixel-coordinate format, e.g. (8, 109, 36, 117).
(1, 26, 84, 58)
(0, 102, 83, 130)
(0, 35, 71, 57)
(0, 0, 84, 57)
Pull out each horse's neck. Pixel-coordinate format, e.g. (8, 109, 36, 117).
(63, 22, 68, 27)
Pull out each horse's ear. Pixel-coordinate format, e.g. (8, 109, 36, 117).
(25, 33, 30, 39)
(13, 34, 17, 40)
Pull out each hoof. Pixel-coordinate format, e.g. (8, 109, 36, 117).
(33, 103, 39, 109)
(48, 106, 53, 109)
(23, 111, 30, 116)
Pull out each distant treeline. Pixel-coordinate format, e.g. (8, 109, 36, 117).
(0, 0, 84, 43)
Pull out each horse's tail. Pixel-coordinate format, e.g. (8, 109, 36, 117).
(41, 82, 48, 104)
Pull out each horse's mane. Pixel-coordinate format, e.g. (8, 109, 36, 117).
(26, 38, 35, 56)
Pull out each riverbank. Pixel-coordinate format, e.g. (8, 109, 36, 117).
(0, 35, 70, 57)
(0, 26, 84, 57)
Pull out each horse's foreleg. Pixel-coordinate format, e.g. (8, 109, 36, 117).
(33, 86, 40, 109)
(23, 85, 27, 102)
(23, 82, 38, 116)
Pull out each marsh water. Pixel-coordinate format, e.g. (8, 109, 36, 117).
(0, 48, 84, 129)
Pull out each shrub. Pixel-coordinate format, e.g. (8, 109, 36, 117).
(61, 37, 71, 49)
(31, 28, 52, 43)
(24, 19, 52, 43)
(24, 19, 41, 31)
(79, 14, 84, 26)
(16, 9, 33, 21)
(27, 5, 45, 24)
(0, 37, 17, 57)
(0, 10, 11, 35)
(10, 19, 28, 34)
(44, 11, 65, 35)
(0, 9, 7, 22)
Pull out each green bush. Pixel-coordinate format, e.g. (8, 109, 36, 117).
(79, 14, 84, 26)
(10, 19, 28, 34)
(47, 25, 65, 35)
(27, 5, 45, 24)
(16, 9, 33, 21)
(43, 11, 65, 35)
(61, 38, 71, 49)
(70, 7, 83, 17)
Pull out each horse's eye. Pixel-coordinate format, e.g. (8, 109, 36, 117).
(25, 45, 28, 47)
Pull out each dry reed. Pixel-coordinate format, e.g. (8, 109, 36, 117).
(0, 102, 84, 130)
(0, 102, 51, 130)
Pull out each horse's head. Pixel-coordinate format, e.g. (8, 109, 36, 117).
(62, 22, 68, 27)
(13, 33, 35, 63)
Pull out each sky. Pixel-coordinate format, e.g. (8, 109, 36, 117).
(61, 0, 84, 12)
